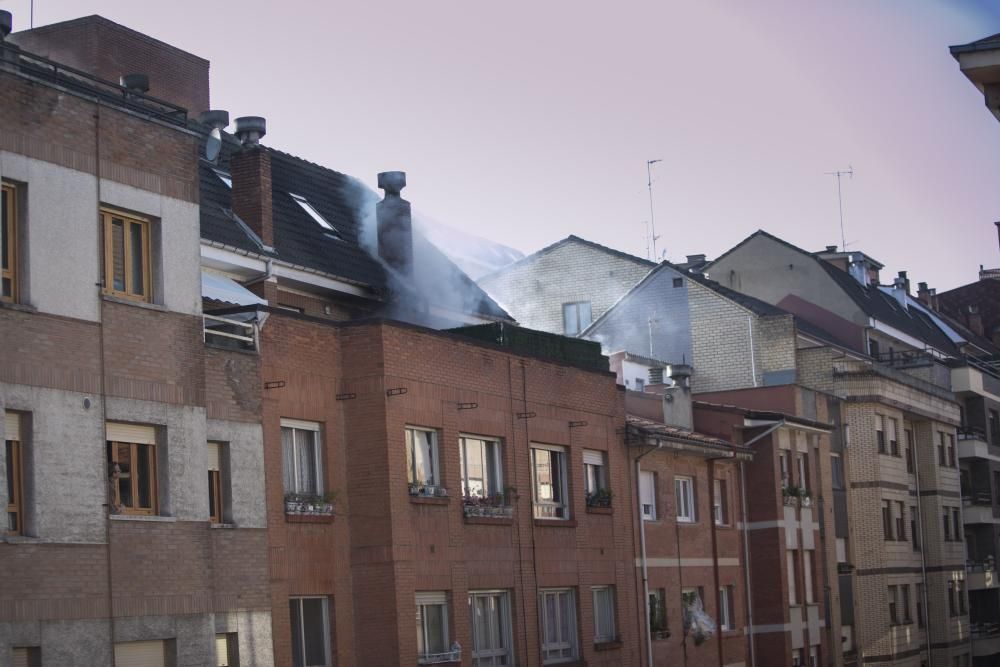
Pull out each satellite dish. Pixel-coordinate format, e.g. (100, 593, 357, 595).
(205, 127, 222, 163)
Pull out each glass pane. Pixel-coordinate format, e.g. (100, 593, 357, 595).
(289, 600, 304, 667)
(563, 304, 577, 336)
(550, 452, 563, 506)
(465, 439, 484, 497)
(5, 441, 13, 503)
(129, 221, 145, 296)
(579, 302, 592, 330)
(282, 428, 295, 493)
(1, 188, 8, 271)
(406, 429, 415, 484)
(111, 218, 125, 291)
(302, 598, 327, 665)
(559, 592, 572, 643)
(297, 431, 317, 495)
(535, 450, 552, 502)
(117, 443, 133, 508)
(7, 512, 16, 531)
(1, 277, 10, 298)
(208, 471, 218, 519)
(425, 604, 446, 653)
(488, 596, 502, 651)
(544, 594, 558, 644)
(136, 444, 152, 509)
(485, 441, 500, 496)
(413, 431, 434, 486)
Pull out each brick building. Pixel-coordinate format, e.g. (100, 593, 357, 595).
(0, 15, 271, 667)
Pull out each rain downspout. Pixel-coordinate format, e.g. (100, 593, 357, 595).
(747, 316, 758, 387)
(636, 437, 663, 667)
(738, 419, 785, 667)
(912, 427, 932, 667)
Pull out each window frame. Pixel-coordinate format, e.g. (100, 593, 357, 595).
(1, 182, 18, 303)
(888, 585, 899, 625)
(5, 411, 23, 535)
(538, 587, 578, 664)
(531, 444, 569, 520)
(101, 208, 152, 303)
(713, 478, 728, 526)
(207, 441, 225, 525)
(407, 426, 441, 491)
(591, 585, 617, 644)
(282, 419, 323, 497)
(648, 588, 668, 638)
(468, 589, 513, 667)
(107, 439, 157, 516)
(895, 501, 906, 542)
(459, 435, 503, 500)
(215, 632, 239, 667)
(675, 475, 696, 523)
(718, 585, 735, 631)
(876, 415, 886, 454)
(639, 470, 657, 521)
(882, 499, 894, 540)
(561, 301, 592, 336)
(416, 592, 452, 663)
(582, 449, 607, 498)
(289, 596, 331, 667)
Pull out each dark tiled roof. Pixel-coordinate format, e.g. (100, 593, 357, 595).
(196, 127, 508, 320)
(626, 415, 752, 459)
(478, 234, 654, 283)
(951, 32, 1000, 54)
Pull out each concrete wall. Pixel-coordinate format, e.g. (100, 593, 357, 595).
(478, 238, 653, 334)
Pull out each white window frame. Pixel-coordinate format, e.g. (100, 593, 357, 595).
(675, 476, 695, 523)
(289, 596, 331, 667)
(468, 590, 513, 667)
(281, 419, 323, 496)
(460, 435, 503, 499)
(718, 586, 734, 631)
(561, 301, 592, 336)
(713, 478, 727, 525)
(797, 453, 808, 493)
(289, 192, 342, 237)
(416, 592, 453, 664)
(591, 585, 617, 643)
(639, 470, 656, 521)
(407, 427, 441, 490)
(539, 588, 578, 663)
(582, 449, 606, 497)
(531, 444, 569, 520)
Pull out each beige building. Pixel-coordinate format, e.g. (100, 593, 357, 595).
(951, 32, 1000, 123)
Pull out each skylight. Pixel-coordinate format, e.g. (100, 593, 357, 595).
(212, 169, 232, 188)
(289, 193, 341, 238)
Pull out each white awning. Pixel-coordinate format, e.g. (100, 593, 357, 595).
(201, 271, 266, 306)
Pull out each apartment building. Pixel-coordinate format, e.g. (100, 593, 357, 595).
(0, 14, 271, 666)
(950, 31, 1000, 124)
(708, 231, 969, 666)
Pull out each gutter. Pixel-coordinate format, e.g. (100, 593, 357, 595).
(635, 438, 663, 667)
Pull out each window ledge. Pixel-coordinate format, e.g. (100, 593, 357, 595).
(210, 522, 238, 529)
(594, 639, 622, 651)
(0, 534, 40, 544)
(411, 495, 450, 506)
(101, 294, 166, 312)
(464, 515, 514, 526)
(534, 518, 578, 528)
(586, 506, 613, 515)
(109, 514, 176, 522)
(0, 300, 37, 314)
(286, 512, 335, 524)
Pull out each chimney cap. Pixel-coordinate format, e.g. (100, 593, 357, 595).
(686, 253, 707, 264)
(234, 116, 266, 146)
(917, 281, 929, 291)
(0, 10, 12, 39)
(378, 171, 406, 196)
(198, 109, 230, 129)
(120, 73, 150, 93)
(825, 245, 837, 252)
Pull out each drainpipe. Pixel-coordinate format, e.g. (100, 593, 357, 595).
(636, 438, 663, 667)
(707, 454, 735, 667)
(747, 316, 758, 387)
(912, 425, 932, 667)
(738, 419, 785, 667)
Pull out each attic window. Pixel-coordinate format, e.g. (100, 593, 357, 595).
(212, 169, 232, 188)
(289, 193, 342, 238)
(673, 278, 684, 288)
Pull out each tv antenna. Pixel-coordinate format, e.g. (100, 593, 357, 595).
(647, 159, 662, 260)
(825, 166, 853, 251)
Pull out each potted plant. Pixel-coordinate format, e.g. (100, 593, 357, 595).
(586, 488, 613, 508)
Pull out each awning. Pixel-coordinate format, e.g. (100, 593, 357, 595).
(201, 271, 266, 306)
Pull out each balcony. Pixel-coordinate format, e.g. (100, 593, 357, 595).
(417, 648, 461, 665)
(968, 560, 1000, 591)
(462, 495, 514, 519)
(971, 622, 1000, 657)
(203, 313, 258, 351)
(964, 502, 1000, 525)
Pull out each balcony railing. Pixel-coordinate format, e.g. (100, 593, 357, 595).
(203, 314, 257, 351)
(959, 427, 988, 442)
(462, 496, 513, 519)
(417, 648, 461, 664)
(963, 491, 994, 506)
(970, 621, 1000, 638)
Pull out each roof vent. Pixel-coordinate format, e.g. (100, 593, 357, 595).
(0, 11, 12, 40)
(120, 73, 150, 94)
(686, 254, 707, 264)
(825, 245, 837, 252)
(648, 367, 664, 385)
(234, 116, 267, 146)
(199, 109, 230, 130)
(667, 363, 693, 388)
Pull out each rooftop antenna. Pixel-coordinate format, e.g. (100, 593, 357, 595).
(647, 159, 662, 260)
(642, 220, 650, 261)
(825, 166, 853, 251)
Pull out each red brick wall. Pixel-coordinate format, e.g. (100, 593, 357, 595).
(0, 308, 102, 395)
(204, 346, 262, 422)
(0, 543, 110, 622)
(231, 147, 273, 247)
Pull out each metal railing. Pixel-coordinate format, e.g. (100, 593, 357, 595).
(203, 314, 257, 350)
(970, 621, 1000, 638)
(417, 648, 461, 664)
(967, 558, 997, 573)
(959, 426, 988, 441)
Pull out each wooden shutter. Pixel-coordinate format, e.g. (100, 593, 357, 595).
(582, 449, 604, 467)
(207, 442, 222, 472)
(106, 423, 156, 445)
(114, 640, 165, 667)
(5, 411, 20, 441)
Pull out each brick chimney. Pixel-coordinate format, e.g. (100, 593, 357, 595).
(230, 116, 273, 248)
(917, 282, 932, 307)
(662, 364, 693, 430)
(968, 305, 984, 337)
(376, 171, 413, 275)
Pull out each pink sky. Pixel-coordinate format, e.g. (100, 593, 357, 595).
(6, 0, 1000, 290)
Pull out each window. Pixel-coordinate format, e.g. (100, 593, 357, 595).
(713, 478, 728, 525)
(539, 588, 578, 663)
(212, 169, 233, 188)
(407, 427, 441, 492)
(831, 454, 844, 490)
(958, 578, 967, 614)
(792, 648, 804, 667)
(648, 589, 668, 638)
(939, 432, 947, 466)
(1, 182, 17, 302)
(532, 445, 569, 519)
(672, 277, 684, 288)
(810, 646, 819, 667)
(102, 209, 151, 302)
(948, 581, 957, 616)
(797, 453, 809, 492)
(11, 647, 41, 667)
(787, 550, 799, 605)
(114, 640, 167, 667)
(905, 429, 914, 474)
(916, 583, 925, 628)
(460, 436, 503, 500)
(208, 441, 226, 524)
(882, 500, 893, 540)
(5, 411, 23, 534)
(895, 502, 906, 541)
(943, 508, 951, 541)
(888, 585, 899, 624)
(639, 470, 656, 520)
(282, 420, 323, 496)
(215, 633, 239, 667)
(675, 476, 695, 523)
(469, 590, 512, 667)
(416, 592, 453, 663)
(583, 449, 608, 504)
(991, 410, 1000, 441)
(876, 415, 886, 454)
(803, 551, 815, 604)
(869, 338, 880, 358)
(289, 193, 341, 238)
(911, 506, 920, 551)
(592, 586, 617, 643)
(290, 597, 331, 667)
(718, 585, 735, 631)
(948, 434, 956, 467)
(779, 450, 791, 486)
(902, 585, 912, 624)
(562, 301, 592, 336)
(634, 378, 645, 391)
(953, 509, 962, 542)
(888, 418, 899, 456)
(107, 423, 157, 515)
